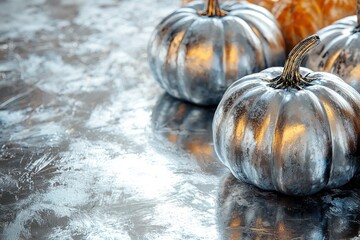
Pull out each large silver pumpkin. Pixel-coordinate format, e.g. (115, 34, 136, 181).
(148, 0, 285, 105)
(213, 35, 360, 196)
(304, 1, 360, 92)
(217, 174, 360, 239)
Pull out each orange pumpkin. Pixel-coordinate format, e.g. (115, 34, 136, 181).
(248, 0, 357, 51)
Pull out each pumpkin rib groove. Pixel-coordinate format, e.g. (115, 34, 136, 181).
(164, 16, 197, 97)
(220, 79, 266, 119)
(271, 91, 330, 195)
(217, 17, 226, 90)
(328, 39, 355, 74)
(320, 35, 348, 71)
(245, 88, 280, 189)
(228, 85, 267, 184)
(216, 83, 263, 166)
(270, 93, 290, 193)
(148, 14, 184, 84)
(236, 11, 281, 68)
(304, 88, 333, 188)
(240, 87, 271, 186)
(153, 13, 194, 88)
(313, 84, 358, 186)
(238, 18, 268, 69)
(181, 18, 226, 104)
(175, 17, 199, 101)
(222, 17, 263, 78)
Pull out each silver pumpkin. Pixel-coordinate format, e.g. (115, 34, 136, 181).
(213, 35, 360, 196)
(148, 0, 285, 106)
(304, 1, 360, 92)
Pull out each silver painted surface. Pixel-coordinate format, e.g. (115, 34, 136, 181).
(304, 16, 360, 92)
(0, 0, 360, 239)
(148, 1, 285, 106)
(213, 67, 360, 196)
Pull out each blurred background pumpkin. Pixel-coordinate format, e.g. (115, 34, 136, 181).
(303, 0, 360, 92)
(249, 0, 357, 51)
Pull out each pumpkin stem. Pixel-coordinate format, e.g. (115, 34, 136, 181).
(199, 0, 227, 17)
(276, 35, 320, 89)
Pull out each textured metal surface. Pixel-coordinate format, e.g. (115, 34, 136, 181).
(304, 15, 360, 92)
(0, 0, 360, 239)
(148, 0, 285, 105)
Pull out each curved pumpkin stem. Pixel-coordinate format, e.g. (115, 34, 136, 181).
(270, 35, 320, 90)
(199, 0, 227, 17)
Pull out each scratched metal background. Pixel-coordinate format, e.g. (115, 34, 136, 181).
(0, 0, 359, 239)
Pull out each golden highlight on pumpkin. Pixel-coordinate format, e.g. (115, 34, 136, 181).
(167, 31, 186, 64)
(186, 43, 214, 74)
(279, 124, 306, 154)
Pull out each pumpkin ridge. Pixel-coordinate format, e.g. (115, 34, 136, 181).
(222, 16, 265, 76)
(148, 13, 188, 83)
(244, 14, 273, 68)
(270, 92, 288, 193)
(235, 14, 269, 68)
(215, 83, 264, 167)
(329, 39, 356, 75)
(321, 34, 350, 72)
(164, 16, 197, 96)
(308, 84, 358, 186)
(303, 88, 333, 187)
(228, 86, 267, 184)
(247, 89, 282, 189)
(219, 18, 226, 89)
(175, 18, 199, 101)
(213, 84, 262, 164)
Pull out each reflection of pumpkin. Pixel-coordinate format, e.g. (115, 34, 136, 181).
(151, 93, 222, 173)
(217, 173, 360, 239)
(148, 0, 285, 105)
(248, 0, 358, 51)
(304, 1, 360, 92)
(213, 36, 360, 196)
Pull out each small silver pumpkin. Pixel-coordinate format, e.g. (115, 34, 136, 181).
(148, 0, 285, 105)
(213, 35, 360, 196)
(304, 1, 360, 92)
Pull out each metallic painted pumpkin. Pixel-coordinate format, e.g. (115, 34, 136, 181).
(217, 174, 360, 239)
(304, 1, 360, 92)
(148, 0, 285, 106)
(248, 0, 358, 52)
(151, 93, 222, 173)
(213, 35, 360, 196)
